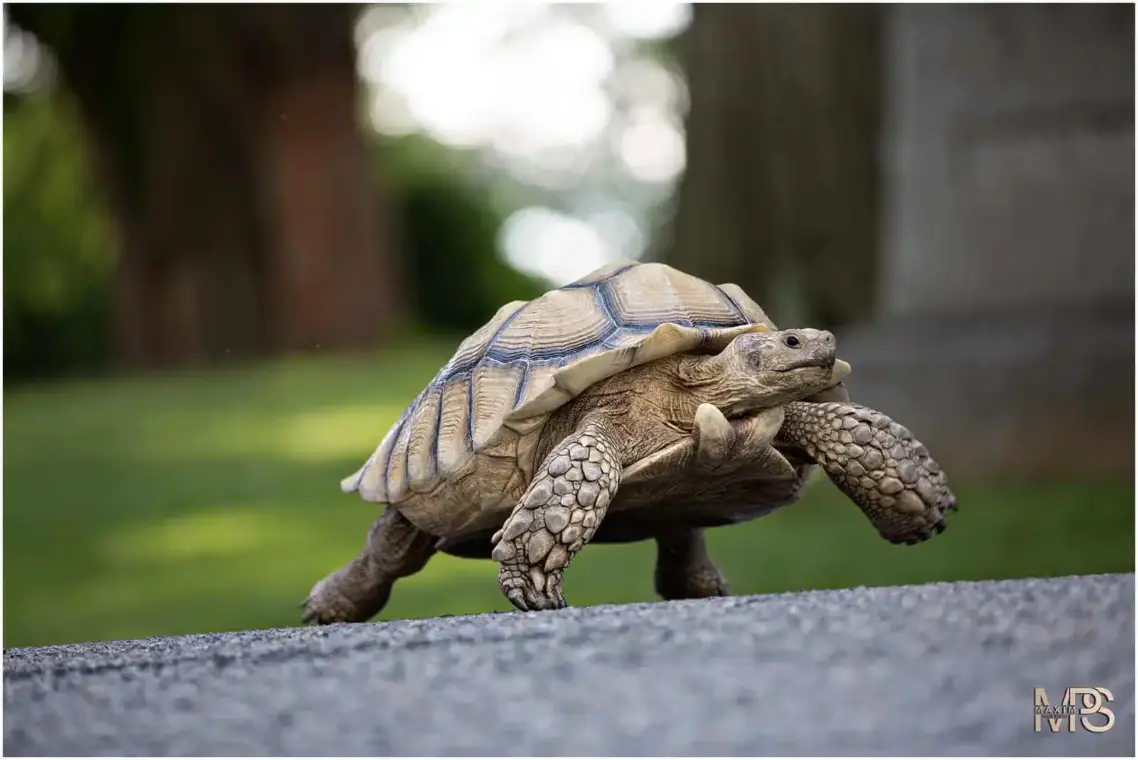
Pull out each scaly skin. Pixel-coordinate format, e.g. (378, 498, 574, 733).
(491, 419, 622, 611)
(302, 507, 436, 624)
(776, 401, 957, 544)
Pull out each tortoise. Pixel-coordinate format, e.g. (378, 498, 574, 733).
(303, 261, 956, 619)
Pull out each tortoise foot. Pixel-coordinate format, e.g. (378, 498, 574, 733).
(498, 564, 567, 612)
(654, 528, 731, 601)
(301, 565, 392, 625)
(656, 564, 731, 600)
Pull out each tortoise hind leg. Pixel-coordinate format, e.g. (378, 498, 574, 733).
(302, 507, 436, 624)
(492, 418, 622, 612)
(654, 528, 730, 600)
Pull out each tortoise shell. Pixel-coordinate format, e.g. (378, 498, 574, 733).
(341, 261, 776, 520)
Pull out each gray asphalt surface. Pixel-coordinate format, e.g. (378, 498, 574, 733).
(4, 573, 1133, 756)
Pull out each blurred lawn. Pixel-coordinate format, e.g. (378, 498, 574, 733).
(4, 341, 1134, 647)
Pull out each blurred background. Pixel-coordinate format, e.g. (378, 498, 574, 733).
(3, 4, 1133, 647)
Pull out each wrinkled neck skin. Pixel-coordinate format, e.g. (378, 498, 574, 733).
(672, 352, 756, 415)
(672, 351, 840, 418)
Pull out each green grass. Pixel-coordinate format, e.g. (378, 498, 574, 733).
(4, 344, 1134, 647)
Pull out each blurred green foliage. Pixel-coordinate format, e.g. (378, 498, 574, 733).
(3, 345, 1133, 647)
(2, 93, 544, 384)
(3, 91, 117, 381)
(381, 134, 546, 334)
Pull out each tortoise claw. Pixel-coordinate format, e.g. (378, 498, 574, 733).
(507, 589, 528, 611)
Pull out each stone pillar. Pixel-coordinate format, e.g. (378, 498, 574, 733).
(838, 5, 1134, 478)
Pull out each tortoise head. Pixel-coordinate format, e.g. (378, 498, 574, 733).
(689, 328, 850, 417)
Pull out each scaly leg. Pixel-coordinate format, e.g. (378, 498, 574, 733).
(491, 419, 622, 612)
(653, 528, 730, 600)
(778, 401, 958, 545)
(302, 507, 437, 624)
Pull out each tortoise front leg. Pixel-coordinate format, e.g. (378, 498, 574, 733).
(777, 401, 958, 545)
(302, 507, 437, 624)
(491, 418, 622, 612)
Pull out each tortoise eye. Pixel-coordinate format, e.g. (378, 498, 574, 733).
(784, 335, 801, 348)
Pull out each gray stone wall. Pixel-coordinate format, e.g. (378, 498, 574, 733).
(838, 4, 1134, 478)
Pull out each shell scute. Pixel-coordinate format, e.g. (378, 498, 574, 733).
(605, 262, 746, 328)
(480, 287, 611, 365)
(405, 384, 442, 493)
(471, 361, 526, 450)
(442, 299, 529, 376)
(436, 375, 473, 477)
(382, 409, 415, 503)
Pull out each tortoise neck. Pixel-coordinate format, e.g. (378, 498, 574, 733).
(674, 351, 729, 384)
(672, 352, 741, 410)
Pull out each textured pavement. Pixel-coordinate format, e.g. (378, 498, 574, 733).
(4, 573, 1134, 756)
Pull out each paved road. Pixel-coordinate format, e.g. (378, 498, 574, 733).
(4, 573, 1133, 756)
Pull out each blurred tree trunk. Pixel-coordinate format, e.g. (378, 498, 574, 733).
(10, 5, 404, 368)
(663, 5, 883, 328)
